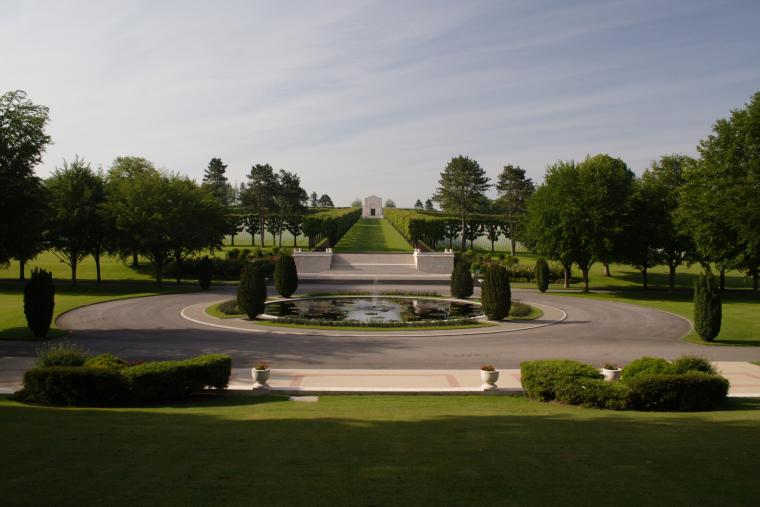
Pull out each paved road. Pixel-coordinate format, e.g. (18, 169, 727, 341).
(3, 283, 760, 368)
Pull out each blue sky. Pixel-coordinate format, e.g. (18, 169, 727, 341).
(2, 0, 759, 206)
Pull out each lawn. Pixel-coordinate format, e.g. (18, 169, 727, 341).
(0, 394, 758, 505)
(0, 282, 197, 340)
(333, 218, 412, 252)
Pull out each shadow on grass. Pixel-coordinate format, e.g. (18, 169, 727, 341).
(1, 394, 759, 505)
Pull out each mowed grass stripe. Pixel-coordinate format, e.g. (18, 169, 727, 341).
(333, 218, 412, 252)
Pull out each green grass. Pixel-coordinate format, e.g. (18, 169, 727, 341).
(1, 394, 759, 505)
(0, 282, 196, 340)
(334, 218, 413, 252)
(0, 251, 156, 282)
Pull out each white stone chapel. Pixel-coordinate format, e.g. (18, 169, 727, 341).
(362, 195, 383, 218)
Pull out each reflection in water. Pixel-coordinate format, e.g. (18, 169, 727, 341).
(265, 297, 482, 323)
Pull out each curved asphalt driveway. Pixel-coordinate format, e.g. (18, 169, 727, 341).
(4, 283, 760, 368)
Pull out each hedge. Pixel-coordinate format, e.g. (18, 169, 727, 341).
(384, 208, 510, 250)
(121, 354, 231, 402)
(302, 207, 361, 248)
(520, 360, 602, 401)
(620, 356, 673, 381)
(555, 377, 631, 410)
(626, 372, 729, 411)
(16, 366, 129, 406)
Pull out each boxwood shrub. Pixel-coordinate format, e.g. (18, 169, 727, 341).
(84, 353, 128, 370)
(555, 378, 631, 410)
(620, 356, 673, 381)
(15, 366, 128, 406)
(520, 360, 602, 401)
(627, 372, 729, 411)
(123, 354, 232, 402)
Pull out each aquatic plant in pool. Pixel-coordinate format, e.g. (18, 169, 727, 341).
(263, 297, 483, 323)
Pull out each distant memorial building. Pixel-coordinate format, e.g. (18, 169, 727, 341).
(362, 195, 383, 218)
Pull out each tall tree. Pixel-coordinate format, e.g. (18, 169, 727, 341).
(622, 178, 662, 289)
(46, 157, 107, 285)
(310, 191, 319, 208)
(384, 199, 396, 208)
(202, 157, 229, 206)
(414, 199, 423, 210)
(0, 90, 51, 268)
(424, 198, 435, 211)
(274, 169, 307, 246)
(241, 164, 276, 247)
(495, 164, 535, 256)
(351, 198, 362, 208)
(641, 154, 696, 290)
(433, 155, 491, 249)
(318, 194, 334, 208)
(678, 92, 760, 294)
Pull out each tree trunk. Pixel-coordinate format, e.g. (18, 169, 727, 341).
(642, 267, 648, 290)
(668, 264, 676, 291)
(581, 267, 590, 293)
(259, 211, 265, 248)
(94, 253, 101, 283)
(719, 268, 725, 291)
(230, 234, 235, 247)
(563, 264, 571, 289)
(491, 239, 495, 253)
(449, 236, 453, 249)
(510, 237, 517, 257)
(294, 234, 298, 247)
(603, 262, 610, 277)
(132, 250, 139, 267)
(71, 260, 77, 286)
(460, 214, 466, 250)
(175, 252, 182, 284)
(19, 258, 25, 281)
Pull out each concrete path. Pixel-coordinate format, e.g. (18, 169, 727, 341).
(3, 360, 759, 397)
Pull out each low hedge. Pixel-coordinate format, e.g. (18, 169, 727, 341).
(16, 366, 129, 406)
(620, 356, 673, 381)
(627, 372, 729, 411)
(16, 354, 232, 406)
(555, 378, 631, 410)
(520, 360, 602, 401)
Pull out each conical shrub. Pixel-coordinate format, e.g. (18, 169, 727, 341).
(274, 254, 298, 298)
(198, 256, 213, 290)
(24, 268, 55, 337)
(535, 257, 550, 293)
(694, 273, 721, 341)
(451, 260, 473, 299)
(237, 262, 267, 319)
(481, 264, 511, 321)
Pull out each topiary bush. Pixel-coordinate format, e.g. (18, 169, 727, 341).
(481, 264, 511, 320)
(535, 257, 550, 293)
(520, 360, 602, 401)
(198, 256, 213, 290)
(620, 356, 673, 381)
(274, 254, 298, 298)
(672, 355, 717, 375)
(34, 341, 89, 368)
(694, 273, 721, 342)
(23, 267, 55, 337)
(84, 353, 129, 370)
(450, 260, 473, 299)
(15, 366, 128, 406)
(627, 372, 729, 411)
(238, 261, 268, 319)
(123, 354, 232, 402)
(555, 377, 631, 410)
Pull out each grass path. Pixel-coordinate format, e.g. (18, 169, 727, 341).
(1, 394, 759, 505)
(334, 218, 412, 252)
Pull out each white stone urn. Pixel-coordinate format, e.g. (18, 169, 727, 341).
(602, 367, 622, 382)
(252, 368, 271, 389)
(480, 368, 499, 390)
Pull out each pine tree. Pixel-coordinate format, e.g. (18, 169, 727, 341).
(274, 254, 298, 298)
(535, 257, 550, 293)
(450, 260, 473, 299)
(481, 264, 511, 320)
(202, 158, 229, 205)
(414, 199, 423, 210)
(694, 273, 721, 341)
(424, 199, 435, 211)
(23, 268, 55, 337)
(238, 262, 267, 319)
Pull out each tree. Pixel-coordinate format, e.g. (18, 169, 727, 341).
(23, 268, 55, 337)
(641, 155, 696, 290)
(484, 221, 500, 253)
(106, 156, 158, 267)
(351, 198, 362, 208)
(694, 272, 721, 341)
(496, 165, 535, 256)
(238, 261, 267, 318)
(424, 199, 435, 212)
(481, 264, 511, 320)
(622, 179, 662, 289)
(0, 90, 51, 269)
(241, 164, 276, 247)
(678, 92, 760, 294)
(46, 157, 107, 285)
(284, 216, 303, 247)
(450, 260, 473, 298)
(202, 157, 229, 206)
(310, 191, 319, 208)
(198, 256, 213, 290)
(384, 199, 396, 208)
(433, 156, 490, 249)
(535, 258, 550, 292)
(414, 199, 423, 210)
(274, 254, 298, 298)
(274, 169, 307, 246)
(444, 219, 462, 250)
(318, 194, 334, 208)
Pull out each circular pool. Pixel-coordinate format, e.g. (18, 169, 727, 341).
(264, 296, 483, 323)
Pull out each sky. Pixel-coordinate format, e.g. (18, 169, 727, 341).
(2, 0, 759, 206)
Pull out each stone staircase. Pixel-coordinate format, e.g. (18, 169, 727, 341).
(330, 253, 418, 275)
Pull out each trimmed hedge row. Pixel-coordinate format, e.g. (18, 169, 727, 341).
(302, 207, 361, 248)
(15, 354, 232, 406)
(520, 356, 729, 412)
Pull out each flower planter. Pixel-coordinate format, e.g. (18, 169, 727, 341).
(480, 369, 499, 391)
(602, 367, 622, 382)
(252, 368, 271, 389)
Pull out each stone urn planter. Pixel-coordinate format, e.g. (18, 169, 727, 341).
(480, 365, 499, 391)
(602, 365, 622, 382)
(252, 364, 271, 389)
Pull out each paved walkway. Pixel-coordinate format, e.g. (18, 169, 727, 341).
(3, 358, 759, 397)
